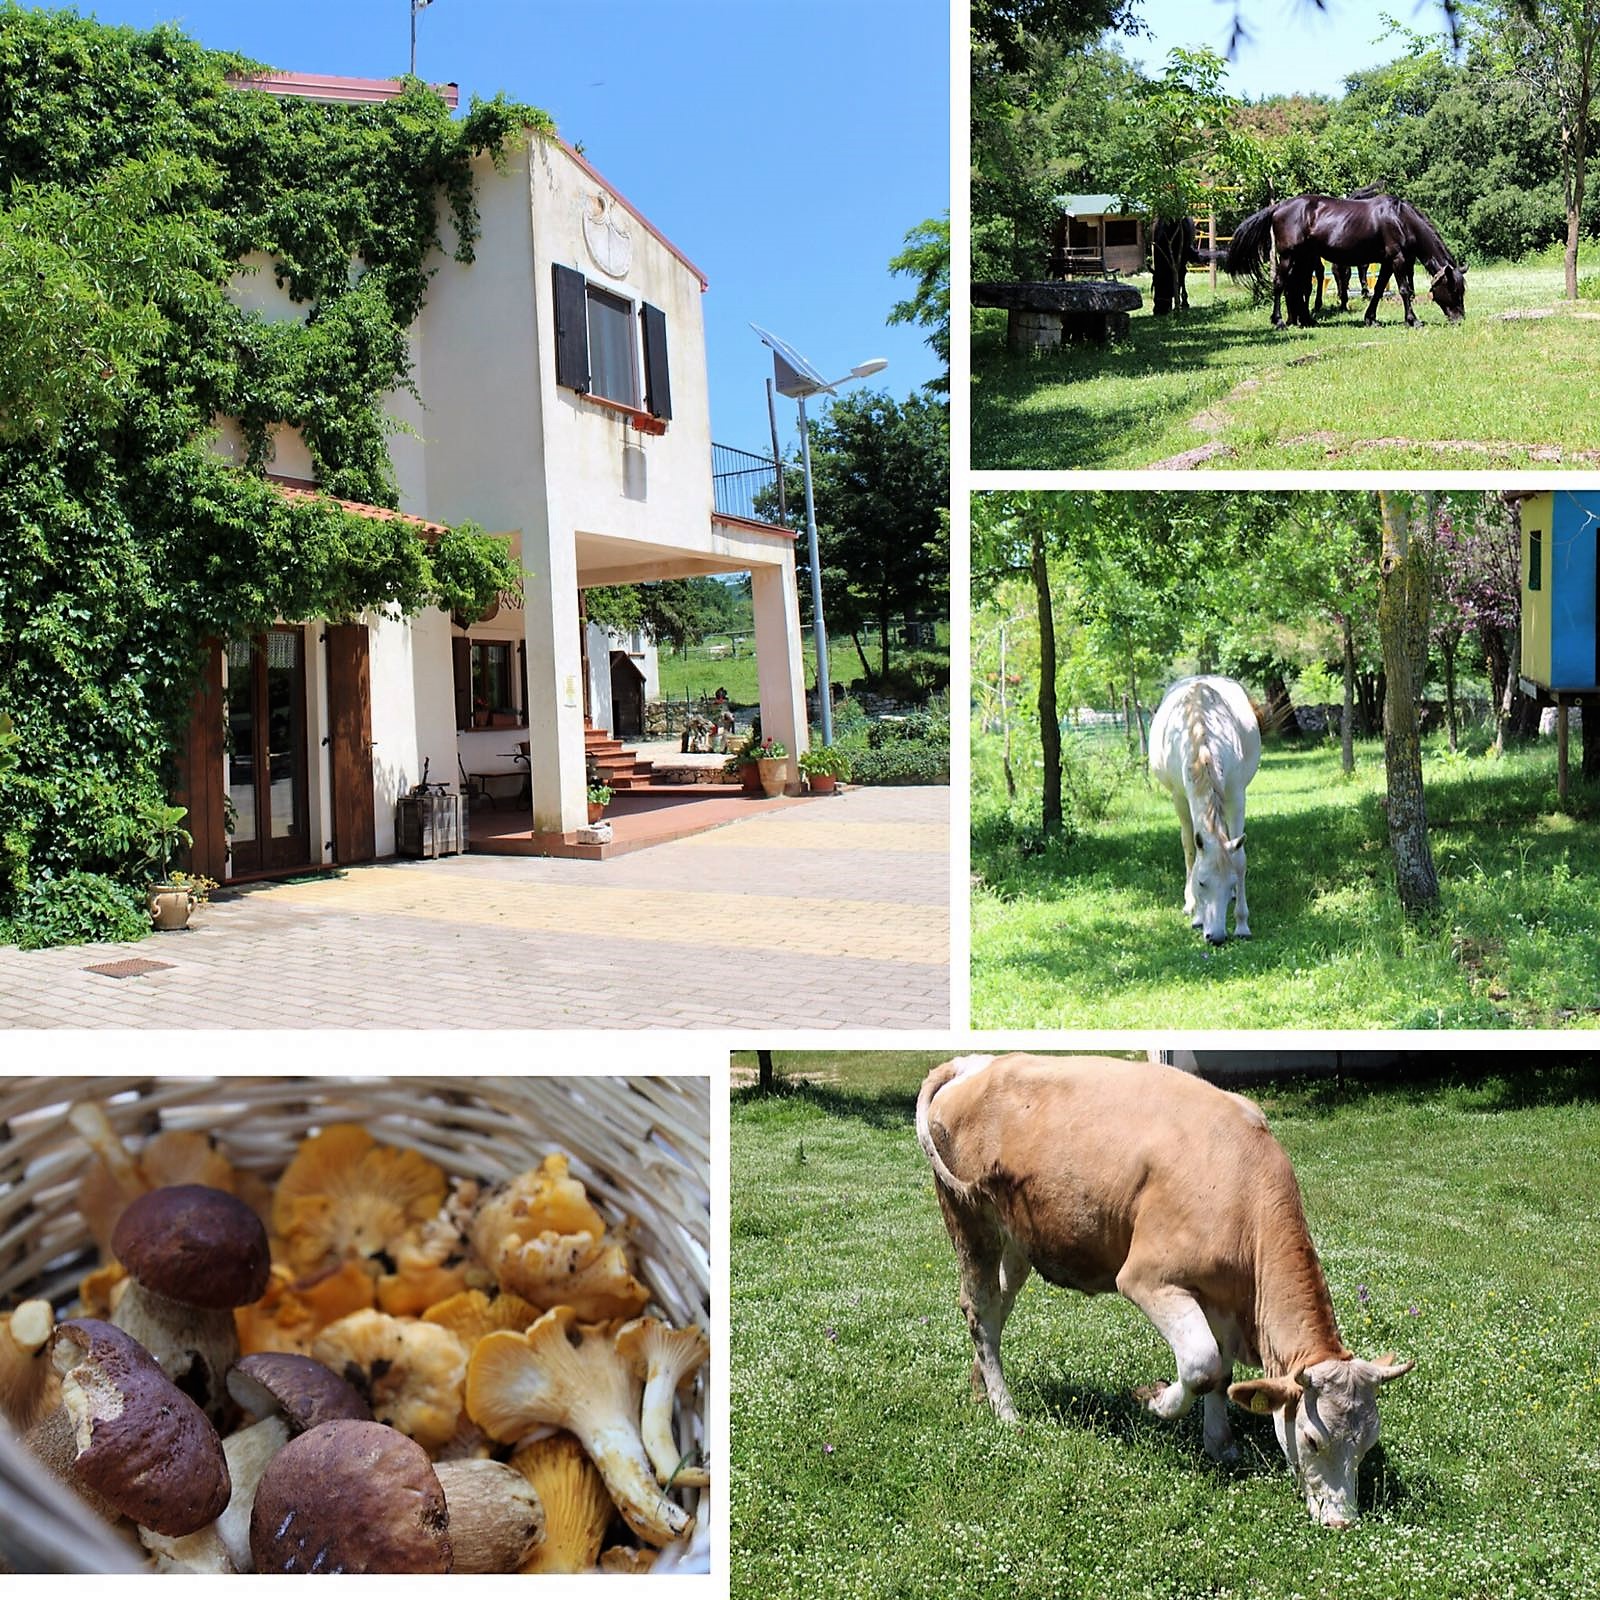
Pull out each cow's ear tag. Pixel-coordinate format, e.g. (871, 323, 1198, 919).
(1248, 1392, 1272, 1415)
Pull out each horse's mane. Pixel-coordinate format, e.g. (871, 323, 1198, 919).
(1180, 683, 1231, 841)
(1397, 198, 1456, 266)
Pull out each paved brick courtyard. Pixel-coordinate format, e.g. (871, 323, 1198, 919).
(0, 786, 949, 1030)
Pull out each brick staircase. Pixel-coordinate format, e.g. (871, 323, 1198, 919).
(585, 723, 655, 790)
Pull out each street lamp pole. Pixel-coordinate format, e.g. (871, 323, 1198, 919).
(749, 325, 886, 751)
(796, 394, 832, 745)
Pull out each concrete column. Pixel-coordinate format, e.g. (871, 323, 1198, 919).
(524, 519, 587, 834)
(751, 558, 808, 792)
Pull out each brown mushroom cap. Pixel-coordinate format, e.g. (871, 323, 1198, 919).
(111, 1185, 271, 1308)
(249, 1419, 451, 1574)
(226, 1353, 373, 1434)
(52, 1318, 230, 1537)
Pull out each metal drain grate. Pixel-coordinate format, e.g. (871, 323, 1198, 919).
(84, 957, 176, 980)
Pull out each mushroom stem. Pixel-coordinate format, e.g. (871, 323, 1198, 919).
(581, 1419, 692, 1547)
(111, 1282, 240, 1430)
(639, 1370, 709, 1489)
(67, 1103, 142, 1195)
(434, 1459, 546, 1573)
(0, 1300, 58, 1432)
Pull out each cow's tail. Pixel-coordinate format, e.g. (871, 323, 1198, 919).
(915, 1058, 985, 1205)
(1224, 203, 1278, 289)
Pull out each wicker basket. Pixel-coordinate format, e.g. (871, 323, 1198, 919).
(0, 1074, 711, 1575)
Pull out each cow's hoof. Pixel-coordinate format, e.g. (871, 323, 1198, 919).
(1205, 1438, 1242, 1466)
(1130, 1382, 1168, 1408)
(1235, 930, 1252, 941)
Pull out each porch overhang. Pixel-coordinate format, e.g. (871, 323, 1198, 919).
(576, 516, 797, 589)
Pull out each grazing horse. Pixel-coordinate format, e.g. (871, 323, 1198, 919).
(1151, 216, 1202, 316)
(1312, 187, 1385, 314)
(1226, 194, 1466, 329)
(1149, 676, 1261, 943)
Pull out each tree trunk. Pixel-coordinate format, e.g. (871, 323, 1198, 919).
(1564, 23, 1595, 300)
(878, 600, 892, 684)
(998, 620, 1016, 802)
(1341, 614, 1356, 774)
(1033, 527, 1062, 835)
(757, 1051, 775, 1093)
(1127, 662, 1146, 758)
(1584, 706, 1600, 783)
(851, 629, 872, 682)
(1377, 491, 1441, 913)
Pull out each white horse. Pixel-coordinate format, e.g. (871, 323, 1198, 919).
(1149, 676, 1261, 943)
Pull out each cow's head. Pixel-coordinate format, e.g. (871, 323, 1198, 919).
(1229, 1354, 1414, 1526)
(1188, 831, 1245, 945)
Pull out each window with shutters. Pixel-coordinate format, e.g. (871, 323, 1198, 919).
(552, 263, 671, 425)
(586, 286, 638, 406)
(454, 639, 524, 729)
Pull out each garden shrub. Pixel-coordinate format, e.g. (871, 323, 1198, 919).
(9, 868, 150, 950)
(0, 7, 537, 946)
(846, 741, 949, 786)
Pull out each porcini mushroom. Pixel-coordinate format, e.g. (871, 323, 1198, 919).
(182, 1352, 375, 1572)
(44, 1318, 230, 1537)
(433, 1458, 546, 1573)
(110, 1183, 271, 1428)
(310, 1308, 466, 1451)
(0, 1298, 57, 1432)
(271, 1125, 446, 1279)
(615, 1317, 710, 1488)
(249, 1418, 451, 1573)
(508, 1432, 613, 1574)
(465, 1306, 692, 1549)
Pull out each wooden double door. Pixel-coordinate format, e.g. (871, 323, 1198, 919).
(226, 628, 312, 875)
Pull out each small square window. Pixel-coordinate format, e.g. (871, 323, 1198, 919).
(1528, 529, 1542, 592)
(586, 287, 638, 406)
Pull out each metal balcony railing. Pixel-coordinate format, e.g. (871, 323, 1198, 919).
(712, 442, 784, 525)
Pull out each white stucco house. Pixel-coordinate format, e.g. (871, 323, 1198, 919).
(178, 71, 806, 879)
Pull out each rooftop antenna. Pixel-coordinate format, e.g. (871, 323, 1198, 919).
(410, 0, 435, 77)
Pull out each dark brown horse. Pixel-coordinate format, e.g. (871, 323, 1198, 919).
(1226, 194, 1466, 329)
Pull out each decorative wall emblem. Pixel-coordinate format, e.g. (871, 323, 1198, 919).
(583, 190, 632, 279)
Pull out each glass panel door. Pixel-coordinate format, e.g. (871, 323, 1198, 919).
(226, 639, 259, 873)
(226, 630, 309, 875)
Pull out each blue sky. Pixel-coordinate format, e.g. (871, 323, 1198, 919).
(1122, 0, 1448, 100)
(26, 0, 949, 458)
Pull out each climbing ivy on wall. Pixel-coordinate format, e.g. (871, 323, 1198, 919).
(0, 4, 547, 946)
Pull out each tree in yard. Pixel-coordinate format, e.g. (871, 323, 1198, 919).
(973, 492, 1067, 835)
(1376, 490, 1441, 913)
(888, 215, 950, 393)
(1475, 0, 1600, 299)
(786, 391, 949, 688)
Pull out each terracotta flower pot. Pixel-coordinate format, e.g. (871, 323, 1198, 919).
(587, 802, 605, 824)
(757, 757, 787, 799)
(807, 772, 837, 795)
(738, 761, 762, 793)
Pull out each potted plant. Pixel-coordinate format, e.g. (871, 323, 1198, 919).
(587, 782, 613, 824)
(728, 729, 764, 792)
(144, 803, 196, 930)
(754, 738, 789, 799)
(799, 743, 851, 795)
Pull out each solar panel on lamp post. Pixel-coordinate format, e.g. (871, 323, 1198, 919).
(750, 325, 887, 748)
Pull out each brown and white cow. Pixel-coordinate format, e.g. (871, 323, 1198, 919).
(914, 1054, 1413, 1527)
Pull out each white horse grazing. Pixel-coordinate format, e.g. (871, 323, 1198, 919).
(1149, 676, 1261, 943)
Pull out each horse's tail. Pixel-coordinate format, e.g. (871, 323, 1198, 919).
(915, 1057, 987, 1206)
(1225, 204, 1278, 288)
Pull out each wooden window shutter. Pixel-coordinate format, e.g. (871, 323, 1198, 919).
(553, 264, 591, 393)
(640, 302, 672, 420)
(453, 636, 472, 729)
(518, 641, 530, 725)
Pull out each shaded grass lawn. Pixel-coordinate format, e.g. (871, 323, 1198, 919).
(971, 263, 1600, 470)
(732, 1062, 1600, 1600)
(971, 734, 1600, 1030)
